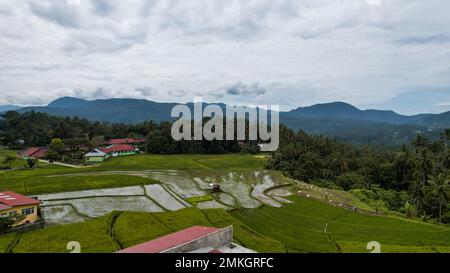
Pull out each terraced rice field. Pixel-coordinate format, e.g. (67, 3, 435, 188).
(1, 208, 284, 253)
(232, 195, 450, 253)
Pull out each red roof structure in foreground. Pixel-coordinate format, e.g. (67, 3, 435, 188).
(0, 191, 41, 208)
(0, 203, 11, 211)
(117, 226, 220, 253)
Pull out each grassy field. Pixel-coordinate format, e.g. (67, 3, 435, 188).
(11, 214, 118, 253)
(0, 233, 17, 253)
(0, 175, 159, 195)
(186, 195, 214, 205)
(0, 149, 27, 169)
(231, 196, 450, 253)
(96, 154, 266, 171)
(1, 208, 284, 253)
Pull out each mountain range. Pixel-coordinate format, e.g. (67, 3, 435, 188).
(1, 97, 448, 146)
(0, 105, 20, 113)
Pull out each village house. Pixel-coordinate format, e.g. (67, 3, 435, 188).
(101, 144, 138, 157)
(0, 191, 41, 227)
(83, 149, 108, 163)
(117, 226, 255, 253)
(18, 147, 48, 160)
(84, 144, 139, 163)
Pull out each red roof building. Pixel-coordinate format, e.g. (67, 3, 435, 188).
(117, 226, 221, 253)
(0, 191, 41, 207)
(116, 226, 256, 254)
(0, 203, 11, 211)
(0, 192, 42, 227)
(107, 138, 146, 145)
(100, 144, 136, 154)
(18, 147, 48, 159)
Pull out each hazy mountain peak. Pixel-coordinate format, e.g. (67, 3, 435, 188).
(0, 105, 21, 113)
(11, 96, 450, 128)
(48, 97, 88, 108)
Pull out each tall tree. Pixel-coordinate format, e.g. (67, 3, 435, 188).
(425, 174, 450, 223)
(412, 149, 434, 212)
(2, 155, 16, 168)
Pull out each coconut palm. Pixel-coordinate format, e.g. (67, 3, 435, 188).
(410, 179, 426, 213)
(412, 150, 434, 212)
(425, 174, 450, 223)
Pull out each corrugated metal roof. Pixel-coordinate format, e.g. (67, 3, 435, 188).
(100, 144, 136, 154)
(19, 147, 48, 158)
(108, 138, 145, 145)
(116, 226, 220, 253)
(0, 203, 12, 211)
(0, 191, 41, 207)
(84, 149, 106, 157)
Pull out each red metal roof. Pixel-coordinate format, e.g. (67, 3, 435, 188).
(100, 144, 136, 154)
(32, 148, 48, 158)
(117, 226, 220, 253)
(0, 203, 12, 211)
(19, 147, 48, 158)
(108, 138, 145, 145)
(0, 191, 41, 207)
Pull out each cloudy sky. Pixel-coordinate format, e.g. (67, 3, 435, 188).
(1, 0, 450, 114)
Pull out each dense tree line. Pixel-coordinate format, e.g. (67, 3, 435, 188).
(0, 111, 154, 148)
(268, 126, 450, 223)
(146, 120, 264, 154)
(0, 111, 251, 154)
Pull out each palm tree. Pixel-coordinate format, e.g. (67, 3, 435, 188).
(412, 135, 430, 150)
(412, 149, 434, 212)
(403, 201, 416, 218)
(410, 179, 426, 213)
(425, 174, 450, 223)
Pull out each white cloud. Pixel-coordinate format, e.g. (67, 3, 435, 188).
(0, 0, 450, 114)
(436, 102, 450, 107)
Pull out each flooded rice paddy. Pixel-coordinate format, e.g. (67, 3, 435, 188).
(40, 170, 294, 224)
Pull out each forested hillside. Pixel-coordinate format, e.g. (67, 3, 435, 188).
(268, 125, 450, 223)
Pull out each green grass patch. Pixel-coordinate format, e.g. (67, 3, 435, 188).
(114, 212, 172, 248)
(186, 195, 214, 205)
(0, 233, 17, 253)
(96, 154, 265, 171)
(11, 215, 118, 253)
(0, 149, 27, 169)
(337, 241, 441, 253)
(152, 207, 212, 231)
(203, 209, 285, 253)
(0, 175, 159, 195)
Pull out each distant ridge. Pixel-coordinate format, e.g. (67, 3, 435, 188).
(12, 96, 450, 127)
(285, 102, 409, 125)
(0, 105, 20, 113)
(6, 96, 449, 146)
